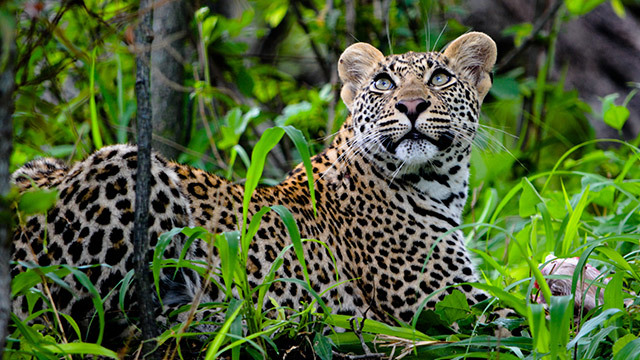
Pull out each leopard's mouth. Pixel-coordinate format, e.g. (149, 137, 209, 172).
(382, 130, 454, 154)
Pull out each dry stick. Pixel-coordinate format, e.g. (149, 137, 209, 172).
(291, 1, 331, 82)
(496, 0, 563, 72)
(133, 0, 159, 358)
(0, 15, 16, 359)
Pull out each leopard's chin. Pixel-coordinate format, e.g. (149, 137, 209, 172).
(392, 140, 439, 166)
(383, 130, 455, 166)
(382, 130, 454, 154)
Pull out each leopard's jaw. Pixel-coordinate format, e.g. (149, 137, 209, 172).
(392, 139, 440, 166)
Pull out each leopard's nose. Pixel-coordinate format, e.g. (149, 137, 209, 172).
(395, 98, 430, 124)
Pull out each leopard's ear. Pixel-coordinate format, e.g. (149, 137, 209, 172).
(338, 43, 385, 111)
(443, 32, 497, 102)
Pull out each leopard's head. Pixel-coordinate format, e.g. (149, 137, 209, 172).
(338, 32, 497, 174)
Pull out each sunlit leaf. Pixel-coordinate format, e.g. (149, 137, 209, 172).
(434, 290, 470, 324)
(18, 188, 58, 215)
(613, 334, 638, 357)
(564, 0, 606, 15)
(519, 178, 541, 217)
(613, 338, 640, 360)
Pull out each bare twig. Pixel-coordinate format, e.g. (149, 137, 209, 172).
(496, 0, 564, 71)
(291, 1, 331, 82)
(344, 0, 356, 45)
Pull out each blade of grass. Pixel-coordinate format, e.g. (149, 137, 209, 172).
(528, 303, 550, 354)
(561, 185, 590, 256)
(205, 298, 244, 359)
(567, 308, 621, 348)
(270, 205, 309, 284)
(549, 295, 572, 359)
(89, 47, 102, 149)
(153, 227, 184, 306)
(67, 267, 105, 345)
(242, 127, 285, 240)
(324, 313, 433, 341)
(280, 125, 317, 216)
(41, 343, 119, 359)
(215, 231, 240, 298)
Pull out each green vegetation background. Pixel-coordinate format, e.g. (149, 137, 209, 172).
(4, 0, 640, 358)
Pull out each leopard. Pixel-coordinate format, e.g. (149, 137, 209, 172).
(11, 32, 498, 344)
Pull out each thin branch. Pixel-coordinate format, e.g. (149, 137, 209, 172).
(496, 0, 564, 71)
(291, 1, 331, 82)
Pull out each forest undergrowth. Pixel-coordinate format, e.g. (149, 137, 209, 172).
(3, 0, 640, 359)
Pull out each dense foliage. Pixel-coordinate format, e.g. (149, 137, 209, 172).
(3, 0, 640, 359)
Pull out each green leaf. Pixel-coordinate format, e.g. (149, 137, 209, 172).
(549, 295, 573, 358)
(611, 0, 626, 17)
(527, 303, 549, 353)
(264, 0, 288, 27)
(324, 314, 433, 341)
(613, 338, 640, 360)
(89, 47, 102, 149)
(206, 298, 244, 359)
(18, 188, 58, 215)
(153, 227, 184, 306)
(11, 263, 71, 297)
(215, 231, 241, 298)
(195, 7, 210, 23)
(67, 267, 106, 344)
(538, 202, 555, 252)
(434, 290, 470, 324)
(519, 178, 541, 217)
(597, 246, 635, 275)
(568, 308, 621, 348)
(243, 206, 272, 258)
(583, 326, 619, 358)
(313, 332, 333, 360)
(281, 125, 317, 215)
(119, 269, 135, 312)
(270, 205, 309, 284)
(613, 334, 638, 356)
(502, 23, 533, 47)
(40, 343, 118, 358)
(242, 126, 285, 238)
(604, 105, 630, 130)
(490, 75, 521, 100)
(564, 0, 606, 15)
(469, 283, 527, 315)
(237, 68, 254, 97)
(604, 271, 625, 310)
(274, 102, 313, 126)
(561, 185, 590, 255)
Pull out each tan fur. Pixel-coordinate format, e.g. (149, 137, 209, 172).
(338, 43, 385, 110)
(443, 32, 497, 101)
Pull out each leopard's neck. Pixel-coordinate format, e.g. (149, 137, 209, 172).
(316, 117, 470, 224)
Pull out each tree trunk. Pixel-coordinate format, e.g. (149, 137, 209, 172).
(462, 0, 640, 140)
(0, 14, 16, 358)
(134, 0, 158, 357)
(151, 0, 188, 159)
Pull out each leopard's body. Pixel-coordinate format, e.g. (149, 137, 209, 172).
(11, 33, 497, 337)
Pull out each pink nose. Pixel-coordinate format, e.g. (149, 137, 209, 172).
(395, 99, 430, 123)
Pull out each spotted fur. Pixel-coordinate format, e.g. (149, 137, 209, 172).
(11, 33, 498, 336)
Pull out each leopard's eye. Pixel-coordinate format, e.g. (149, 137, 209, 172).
(373, 75, 394, 91)
(429, 70, 451, 86)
